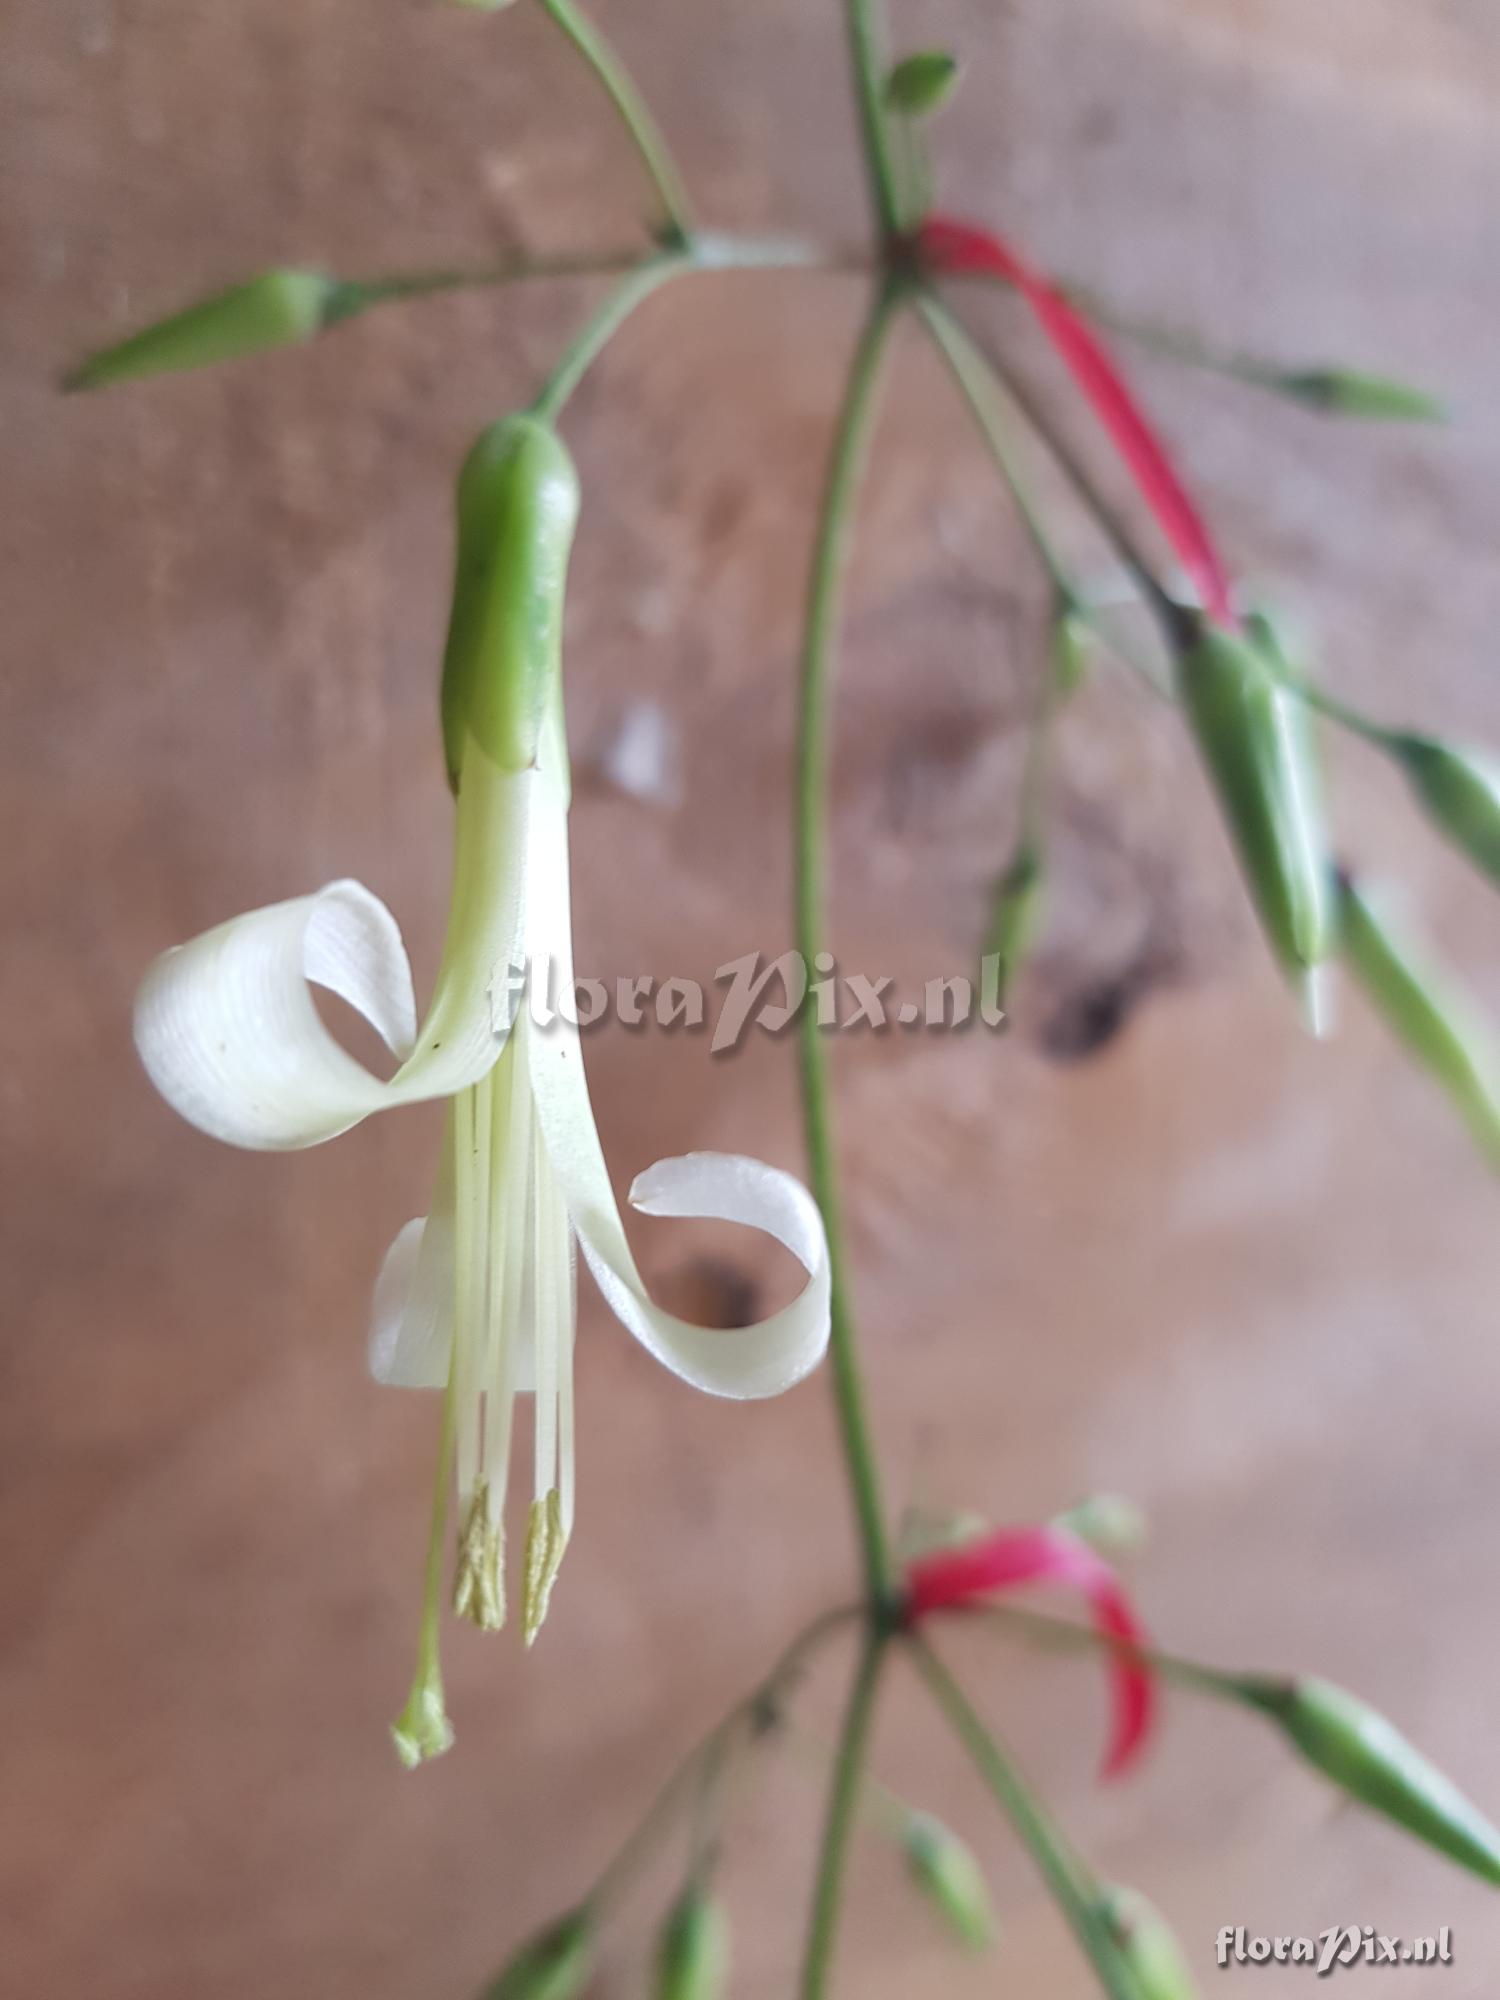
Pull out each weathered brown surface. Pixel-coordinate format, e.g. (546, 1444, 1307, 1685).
(5, 1, 1500, 1994)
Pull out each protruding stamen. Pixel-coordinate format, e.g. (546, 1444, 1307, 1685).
(522, 1487, 567, 1645)
(452, 1479, 506, 1630)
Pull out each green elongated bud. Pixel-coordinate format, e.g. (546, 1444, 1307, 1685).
(983, 843, 1044, 1004)
(1052, 606, 1093, 697)
(654, 1887, 729, 2000)
(1241, 1676, 1500, 1887)
(482, 1911, 593, 2000)
(1276, 369, 1445, 423)
(442, 415, 580, 789)
(65, 269, 339, 390)
(1177, 620, 1335, 1028)
(1337, 873, 1500, 1165)
(885, 51, 961, 116)
(1388, 734, 1500, 888)
(903, 1813, 997, 1952)
(1098, 1888, 1196, 2000)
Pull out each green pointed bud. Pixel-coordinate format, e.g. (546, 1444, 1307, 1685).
(1052, 607, 1093, 697)
(983, 843, 1044, 1004)
(65, 269, 338, 390)
(904, 1813, 997, 1952)
(1177, 620, 1335, 1027)
(1054, 1494, 1148, 1558)
(1387, 734, 1500, 888)
(655, 1887, 729, 2000)
(885, 52, 961, 117)
(1277, 369, 1445, 423)
(1098, 1887, 1196, 2000)
(449, 0, 519, 10)
(1337, 873, 1500, 1165)
(1241, 1676, 1500, 1886)
(482, 1911, 593, 2000)
(442, 416, 580, 790)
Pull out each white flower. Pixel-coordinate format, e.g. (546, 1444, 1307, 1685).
(135, 705, 831, 1762)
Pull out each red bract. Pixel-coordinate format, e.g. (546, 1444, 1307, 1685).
(906, 1524, 1156, 1778)
(918, 214, 1237, 628)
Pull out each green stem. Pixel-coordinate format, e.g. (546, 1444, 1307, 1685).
(537, 0, 695, 243)
(918, 295, 1076, 604)
(925, 294, 1186, 647)
(920, 293, 1176, 704)
(794, 287, 903, 1604)
(909, 1638, 1146, 2000)
(800, 1634, 889, 1998)
(329, 235, 855, 316)
(844, 0, 905, 235)
(530, 253, 689, 421)
(578, 1606, 856, 1919)
(961, 1600, 1264, 1705)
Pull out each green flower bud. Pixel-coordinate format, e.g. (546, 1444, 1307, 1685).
(983, 843, 1044, 1004)
(885, 51, 961, 117)
(904, 1813, 996, 1952)
(1054, 1494, 1148, 1559)
(1276, 369, 1445, 423)
(1177, 620, 1335, 1026)
(1052, 606, 1093, 697)
(1098, 1887, 1196, 2000)
(1242, 1676, 1500, 1887)
(64, 269, 338, 390)
(1337, 873, 1500, 1166)
(442, 415, 580, 789)
(482, 1911, 593, 2000)
(1388, 734, 1500, 889)
(655, 1887, 729, 2000)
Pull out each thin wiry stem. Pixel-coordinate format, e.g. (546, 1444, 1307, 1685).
(529, 253, 689, 421)
(799, 1633, 888, 1998)
(537, 0, 695, 242)
(793, 285, 904, 1604)
(909, 1636, 1147, 2000)
(843, 0, 904, 235)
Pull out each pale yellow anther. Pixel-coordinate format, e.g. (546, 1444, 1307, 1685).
(452, 1479, 506, 1631)
(522, 1488, 567, 1645)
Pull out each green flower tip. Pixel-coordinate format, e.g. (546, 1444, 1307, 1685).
(1098, 1886, 1196, 2000)
(1389, 734, 1500, 890)
(655, 1888, 729, 2000)
(1056, 1492, 1148, 1557)
(904, 1813, 997, 1952)
(1246, 1676, 1500, 1887)
(1336, 873, 1500, 1168)
(1279, 368, 1446, 423)
(885, 50, 962, 117)
(390, 1674, 455, 1770)
(483, 1912, 593, 2000)
(442, 416, 580, 790)
(64, 268, 338, 391)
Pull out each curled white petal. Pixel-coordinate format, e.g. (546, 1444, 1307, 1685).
(135, 748, 535, 1151)
(525, 774, 830, 1399)
(135, 880, 414, 1150)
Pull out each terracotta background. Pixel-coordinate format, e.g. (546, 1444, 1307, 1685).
(5, 1, 1500, 1994)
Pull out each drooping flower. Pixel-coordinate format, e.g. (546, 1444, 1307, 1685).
(134, 415, 831, 1762)
(905, 1523, 1156, 1776)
